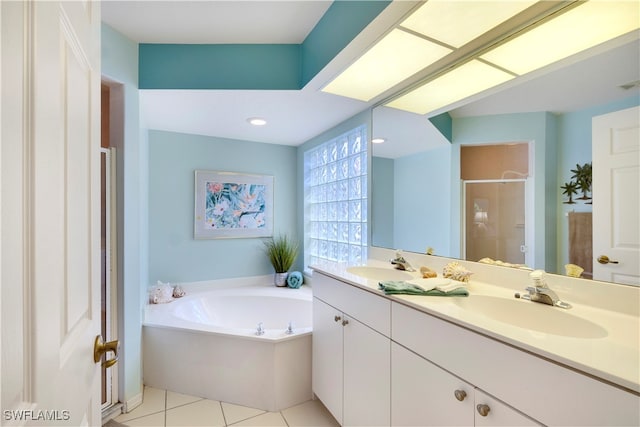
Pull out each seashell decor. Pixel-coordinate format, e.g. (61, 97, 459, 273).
(442, 261, 473, 283)
(419, 266, 437, 279)
(172, 285, 186, 298)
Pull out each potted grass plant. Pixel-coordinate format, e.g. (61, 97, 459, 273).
(264, 234, 299, 287)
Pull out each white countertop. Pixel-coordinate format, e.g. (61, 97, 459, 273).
(310, 259, 640, 394)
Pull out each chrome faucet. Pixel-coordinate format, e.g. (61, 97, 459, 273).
(390, 250, 415, 272)
(518, 270, 571, 309)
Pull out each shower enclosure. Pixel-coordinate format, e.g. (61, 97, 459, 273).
(460, 143, 531, 266)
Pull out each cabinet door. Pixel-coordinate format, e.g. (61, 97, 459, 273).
(312, 297, 344, 424)
(391, 343, 474, 427)
(343, 315, 391, 426)
(475, 389, 541, 427)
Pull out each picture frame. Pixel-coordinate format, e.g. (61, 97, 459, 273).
(194, 170, 274, 239)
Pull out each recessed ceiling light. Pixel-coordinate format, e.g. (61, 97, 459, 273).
(372, 137, 386, 144)
(247, 117, 267, 126)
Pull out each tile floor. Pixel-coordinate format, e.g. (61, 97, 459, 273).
(110, 386, 340, 427)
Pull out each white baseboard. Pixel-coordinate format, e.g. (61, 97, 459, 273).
(122, 392, 143, 413)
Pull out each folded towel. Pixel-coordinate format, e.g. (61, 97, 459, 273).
(378, 280, 468, 297)
(406, 277, 462, 292)
(287, 271, 303, 289)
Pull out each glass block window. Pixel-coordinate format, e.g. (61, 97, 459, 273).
(304, 125, 368, 268)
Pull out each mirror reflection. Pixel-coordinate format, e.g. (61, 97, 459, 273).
(371, 37, 639, 286)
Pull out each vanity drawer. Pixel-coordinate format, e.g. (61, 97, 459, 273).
(313, 272, 390, 337)
(391, 302, 639, 426)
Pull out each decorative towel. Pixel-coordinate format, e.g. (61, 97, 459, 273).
(287, 271, 303, 289)
(379, 280, 468, 297)
(568, 212, 593, 279)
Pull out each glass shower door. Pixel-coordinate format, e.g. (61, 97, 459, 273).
(464, 180, 526, 265)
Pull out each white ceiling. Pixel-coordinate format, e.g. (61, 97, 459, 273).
(101, 1, 333, 44)
(101, 1, 640, 149)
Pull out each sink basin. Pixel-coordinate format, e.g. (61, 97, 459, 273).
(346, 266, 414, 282)
(456, 295, 608, 339)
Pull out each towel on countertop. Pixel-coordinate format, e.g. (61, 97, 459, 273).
(378, 280, 468, 297)
(287, 271, 303, 289)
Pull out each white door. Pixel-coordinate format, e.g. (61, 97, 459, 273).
(1, 1, 103, 425)
(592, 106, 640, 285)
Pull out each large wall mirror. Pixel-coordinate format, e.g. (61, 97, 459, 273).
(371, 36, 639, 287)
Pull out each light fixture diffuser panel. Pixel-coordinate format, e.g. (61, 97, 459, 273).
(401, 0, 536, 48)
(322, 29, 452, 102)
(481, 1, 640, 76)
(386, 60, 514, 115)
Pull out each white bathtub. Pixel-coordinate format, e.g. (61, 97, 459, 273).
(143, 282, 313, 412)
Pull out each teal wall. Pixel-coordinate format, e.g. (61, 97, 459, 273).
(148, 130, 298, 282)
(371, 157, 394, 248)
(101, 23, 145, 407)
(139, 44, 301, 89)
(452, 112, 557, 271)
(393, 147, 452, 255)
(556, 95, 639, 270)
(300, 0, 391, 86)
(138, 1, 391, 90)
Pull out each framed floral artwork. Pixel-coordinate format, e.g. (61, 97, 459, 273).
(194, 170, 273, 239)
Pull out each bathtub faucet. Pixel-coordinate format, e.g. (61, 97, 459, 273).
(285, 321, 294, 335)
(256, 322, 265, 336)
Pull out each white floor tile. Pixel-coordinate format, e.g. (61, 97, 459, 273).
(221, 402, 266, 425)
(115, 387, 166, 422)
(281, 399, 340, 427)
(126, 387, 339, 427)
(229, 411, 287, 426)
(166, 390, 202, 410)
(117, 411, 165, 427)
(165, 399, 226, 427)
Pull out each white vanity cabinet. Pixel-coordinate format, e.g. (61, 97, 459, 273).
(392, 301, 639, 426)
(312, 272, 391, 426)
(391, 343, 538, 426)
(311, 268, 639, 427)
(391, 342, 474, 426)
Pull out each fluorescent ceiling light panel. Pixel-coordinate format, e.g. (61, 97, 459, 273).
(401, 0, 537, 48)
(481, 1, 640, 76)
(321, 29, 452, 102)
(386, 60, 514, 115)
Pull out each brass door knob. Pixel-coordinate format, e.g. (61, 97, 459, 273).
(597, 255, 619, 264)
(454, 389, 467, 401)
(476, 404, 491, 417)
(94, 335, 119, 368)
(334, 315, 342, 322)
(342, 319, 349, 326)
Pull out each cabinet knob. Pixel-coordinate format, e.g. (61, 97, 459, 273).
(454, 390, 467, 401)
(334, 315, 342, 322)
(342, 319, 349, 326)
(476, 404, 491, 417)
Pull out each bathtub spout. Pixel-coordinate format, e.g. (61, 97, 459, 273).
(256, 322, 265, 336)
